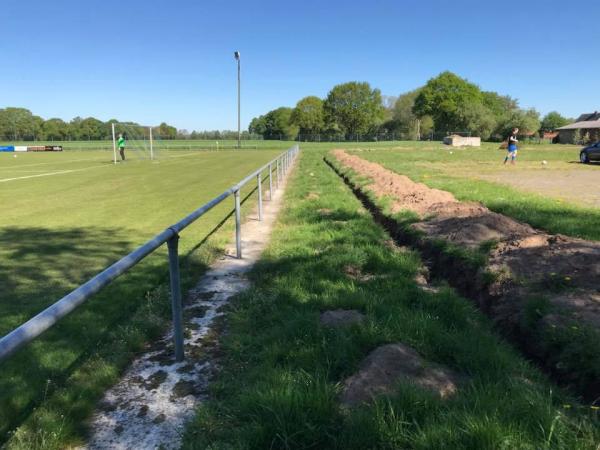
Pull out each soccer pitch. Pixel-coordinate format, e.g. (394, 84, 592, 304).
(0, 147, 286, 442)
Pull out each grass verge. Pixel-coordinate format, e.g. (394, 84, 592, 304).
(182, 148, 599, 449)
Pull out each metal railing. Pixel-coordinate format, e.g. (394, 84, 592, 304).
(0, 145, 299, 363)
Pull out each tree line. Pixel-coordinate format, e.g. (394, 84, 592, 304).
(0, 107, 180, 141)
(249, 71, 572, 141)
(0, 107, 265, 142)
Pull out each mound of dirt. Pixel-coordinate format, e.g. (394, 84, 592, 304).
(414, 203, 537, 248)
(340, 343, 463, 406)
(332, 149, 600, 326)
(331, 149, 600, 398)
(488, 234, 600, 293)
(320, 309, 366, 327)
(332, 150, 456, 215)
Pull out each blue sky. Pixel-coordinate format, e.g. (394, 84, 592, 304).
(1, 0, 598, 131)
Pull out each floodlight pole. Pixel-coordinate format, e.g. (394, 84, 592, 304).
(235, 51, 241, 149)
(111, 123, 117, 164)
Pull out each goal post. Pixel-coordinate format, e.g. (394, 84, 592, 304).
(111, 122, 159, 162)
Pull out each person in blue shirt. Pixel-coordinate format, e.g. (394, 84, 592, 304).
(503, 127, 519, 165)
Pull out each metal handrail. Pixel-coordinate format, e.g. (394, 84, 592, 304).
(0, 145, 299, 363)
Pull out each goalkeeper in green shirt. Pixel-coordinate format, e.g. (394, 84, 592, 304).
(117, 133, 126, 161)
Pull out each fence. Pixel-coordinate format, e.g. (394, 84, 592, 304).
(0, 145, 299, 364)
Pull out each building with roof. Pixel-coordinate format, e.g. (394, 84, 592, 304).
(575, 112, 600, 122)
(557, 112, 600, 144)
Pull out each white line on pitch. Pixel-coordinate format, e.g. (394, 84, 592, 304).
(2, 157, 107, 169)
(0, 165, 108, 183)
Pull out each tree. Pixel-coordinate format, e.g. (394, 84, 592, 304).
(497, 108, 540, 137)
(482, 91, 519, 139)
(291, 96, 324, 138)
(457, 102, 497, 140)
(413, 72, 484, 133)
(0, 107, 40, 140)
(42, 118, 69, 140)
(248, 107, 298, 140)
(79, 117, 105, 140)
(324, 82, 384, 137)
(541, 111, 570, 131)
(177, 129, 190, 139)
(156, 122, 177, 139)
(391, 89, 433, 139)
(249, 115, 267, 136)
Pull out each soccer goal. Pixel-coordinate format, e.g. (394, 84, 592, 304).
(111, 122, 160, 163)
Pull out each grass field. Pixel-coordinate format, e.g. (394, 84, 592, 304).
(349, 141, 600, 240)
(0, 147, 287, 447)
(2, 140, 599, 447)
(182, 147, 600, 449)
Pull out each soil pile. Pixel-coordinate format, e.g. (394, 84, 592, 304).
(332, 149, 456, 215)
(320, 309, 366, 327)
(331, 149, 600, 398)
(340, 343, 462, 406)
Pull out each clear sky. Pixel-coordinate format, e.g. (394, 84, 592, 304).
(1, 0, 598, 131)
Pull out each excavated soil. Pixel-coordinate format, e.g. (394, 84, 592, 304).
(335, 149, 456, 215)
(331, 149, 600, 398)
(320, 309, 366, 328)
(340, 343, 463, 407)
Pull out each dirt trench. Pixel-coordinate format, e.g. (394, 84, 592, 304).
(328, 149, 600, 400)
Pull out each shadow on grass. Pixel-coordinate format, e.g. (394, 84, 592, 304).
(0, 226, 193, 444)
(0, 184, 264, 445)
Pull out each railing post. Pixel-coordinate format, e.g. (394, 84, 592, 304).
(235, 189, 242, 258)
(257, 172, 263, 221)
(167, 234, 184, 362)
(276, 158, 280, 188)
(268, 163, 273, 200)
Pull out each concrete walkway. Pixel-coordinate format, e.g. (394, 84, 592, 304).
(83, 160, 296, 450)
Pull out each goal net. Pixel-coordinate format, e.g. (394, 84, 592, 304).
(111, 122, 162, 163)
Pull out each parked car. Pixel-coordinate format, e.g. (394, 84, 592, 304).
(580, 141, 600, 163)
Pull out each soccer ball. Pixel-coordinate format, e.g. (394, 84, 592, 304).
(13, 154, 17, 158)
(449, 151, 454, 154)
(542, 160, 548, 165)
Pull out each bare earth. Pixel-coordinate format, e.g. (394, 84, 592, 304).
(331, 149, 600, 335)
(477, 169, 600, 208)
(332, 148, 600, 396)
